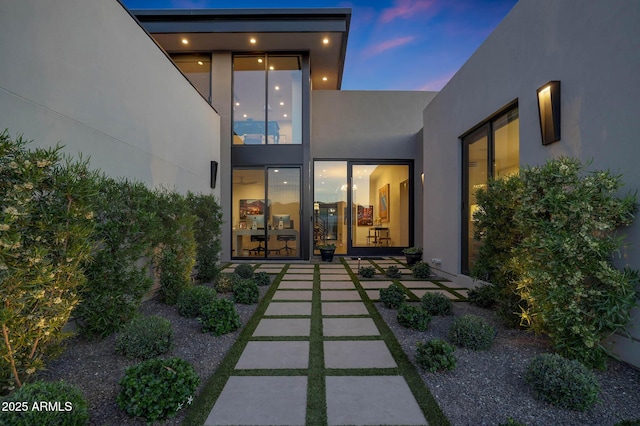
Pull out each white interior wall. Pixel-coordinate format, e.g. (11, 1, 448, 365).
(0, 0, 220, 195)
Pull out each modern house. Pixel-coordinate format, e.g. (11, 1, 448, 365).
(1, 0, 638, 366)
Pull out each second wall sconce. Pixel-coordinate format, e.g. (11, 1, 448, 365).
(537, 80, 561, 145)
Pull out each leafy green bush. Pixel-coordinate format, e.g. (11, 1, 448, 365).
(412, 261, 431, 279)
(379, 284, 406, 309)
(117, 357, 199, 422)
(115, 315, 173, 360)
(186, 192, 222, 282)
(397, 304, 431, 331)
(215, 273, 239, 293)
(385, 265, 402, 278)
(525, 353, 600, 411)
(233, 278, 259, 304)
(200, 299, 241, 336)
(416, 338, 456, 372)
(254, 271, 271, 286)
(420, 292, 453, 316)
(176, 285, 217, 318)
(359, 265, 376, 278)
(0, 380, 89, 425)
(473, 157, 638, 368)
(467, 284, 498, 308)
(0, 132, 98, 390)
(234, 263, 255, 279)
(449, 315, 495, 350)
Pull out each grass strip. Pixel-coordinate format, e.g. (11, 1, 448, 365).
(305, 264, 327, 426)
(182, 264, 289, 426)
(341, 258, 451, 426)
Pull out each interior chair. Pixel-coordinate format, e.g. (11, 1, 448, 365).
(277, 234, 296, 254)
(249, 234, 268, 255)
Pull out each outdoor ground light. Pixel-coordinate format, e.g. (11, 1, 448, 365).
(537, 80, 561, 145)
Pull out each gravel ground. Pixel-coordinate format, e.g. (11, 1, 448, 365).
(377, 301, 640, 426)
(38, 285, 268, 426)
(35, 284, 640, 426)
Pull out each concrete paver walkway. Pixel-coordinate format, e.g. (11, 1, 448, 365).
(208, 258, 464, 425)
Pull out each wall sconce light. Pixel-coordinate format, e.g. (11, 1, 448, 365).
(537, 80, 561, 145)
(210, 160, 218, 189)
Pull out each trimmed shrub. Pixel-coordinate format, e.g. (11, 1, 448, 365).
(525, 353, 600, 411)
(254, 271, 271, 286)
(421, 292, 453, 316)
(379, 284, 406, 309)
(416, 338, 456, 372)
(115, 315, 173, 360)
(117, 357, 199, 422)
(176, 285, 217, 318)
(215, 273, 239, 293)
(449, 315, 495, 350)
(234, 263, 255, 279)
(233, 278, 259, 304)
(0, 380, 89, 425)
(200, 299, 241, 336)
(412, 261, 431, 279)
(467, 284, 499, 309)
(385, 265, 402, 278)
(186, 192, 222, 282)
(397, 304, 431, 331)
(359, 265, 376, 278)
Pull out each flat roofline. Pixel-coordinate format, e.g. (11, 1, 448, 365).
(132, 8, 352, 19)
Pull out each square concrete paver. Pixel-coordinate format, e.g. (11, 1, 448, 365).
(365, 290, 381, 301)
(287, 268, 314, 274)
(235, 341, 309, 369)
(402, 280, 440, 289)
(253, 318, 310, 336)
(264, 302, 312, 316)
(411, 288, 458, 299)
(325, 376, 426, 426)
(323, 318, 379, 336)
(360, 280, 394, 289)
(322, 302, 369, 316)
(324, 341, 396, 369)
(254, 267, 281, 274)
(206, 376, 307, 426)
(320, 281, 354, 290)
(440, 280, 468, 289)
(272, 290, 313, 301)
(321, 290, 361, 301)
(279, 280, 314, 289)
(282, 273, 314, 280)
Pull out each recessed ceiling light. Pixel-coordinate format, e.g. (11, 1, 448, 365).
(197, 61, 204, 66)
(323, 38, 329, 44)
(250, 38, 257, 44)
(274, 169, 279, 172)
(269, 66, 274, 70)
(283, 114, 288, 118)
(280, 102, 284, 106)
(283, 181, 288, 184)
(275, 86, 280, 90)
(258, 58, 263, 63)
(243, 114, 247, 118)
(322, 76, 328, 81)
(181, 38, 189, 45)
(235, 102, 240, 106)
(322, 169, 327, 172)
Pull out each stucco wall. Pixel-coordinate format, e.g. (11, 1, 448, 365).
(0, 0, 220, 195)
(423, 0, 640, 367)
(312, 90, 436, 247)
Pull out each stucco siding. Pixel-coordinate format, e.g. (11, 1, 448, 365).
(0, 0, 220, 195)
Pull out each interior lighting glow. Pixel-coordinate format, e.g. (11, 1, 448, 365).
(280, 101, 284, 106)
(181, 38, 189, 45)
(197, 61, 204, 65)
(250, 38, 257, 44)
(322, 76, 328, 81)
(258, 58, 263, 63)
(275, 86, 280, 90)
(323, 38, 329, 44)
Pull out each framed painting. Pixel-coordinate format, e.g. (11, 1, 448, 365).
(239, 199, 265, 219)
(379, 184, 389, 222)
(357, 205, 373, 226)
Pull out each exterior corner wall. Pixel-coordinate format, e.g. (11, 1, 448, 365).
(422, 0, 640, 367)
(0, 0, 220, 196)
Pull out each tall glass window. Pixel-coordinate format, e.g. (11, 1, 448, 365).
(170, 54, 211, 101)
(462, 106, 519, 274)
(233, 55, 302, 144)
(314, 161, 348, 255)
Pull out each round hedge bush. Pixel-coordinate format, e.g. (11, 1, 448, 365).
(420, 292, 453, 316)
(254, 271, 271, 286)
(234, 263, 255, 279)
(233, 278, 259, 304)
(215, 273, 239, 293)
(416, 338, 456, 372)
(412, 261, 431, 279)
(525, 353, 600, 411)
(385, 265, 402, 278)
(397, 304, 431, 331)
(115, 315, 173, 360)
(359, 266, 376, 278)
(176, 285, 217, 318)
(200, 298, 241, 336)
(448, 314, 495, 350)
(0, 380, 89, 426)
(117, 357, 199, 422)
(379, 284, 406, 309)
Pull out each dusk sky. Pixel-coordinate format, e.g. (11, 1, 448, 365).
(121, 0, 518, 91)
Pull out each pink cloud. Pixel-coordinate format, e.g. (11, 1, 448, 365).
(380, 0, 436, 23)
(363, 36, 416, 57)
(417, 71, 456, 91)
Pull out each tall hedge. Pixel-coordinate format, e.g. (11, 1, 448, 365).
(187, 192, 222, 282)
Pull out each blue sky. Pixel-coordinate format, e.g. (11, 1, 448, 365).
(121, 0, 518, 90)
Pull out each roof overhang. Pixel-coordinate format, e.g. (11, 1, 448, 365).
(132, 8, 351, 90)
